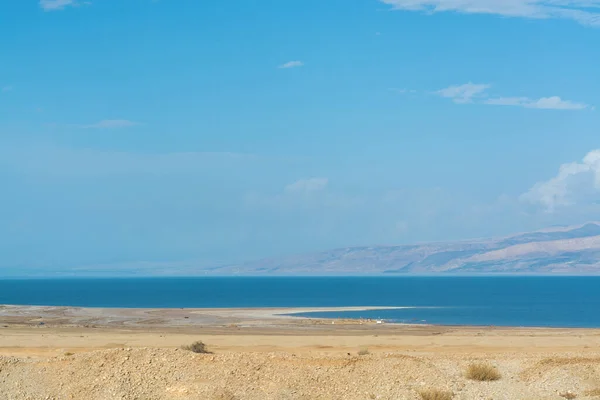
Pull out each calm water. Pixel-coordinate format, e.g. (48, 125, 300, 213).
(1, 277, 599, 327)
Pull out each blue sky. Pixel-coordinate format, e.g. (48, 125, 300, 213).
(1, 0, 600, 274)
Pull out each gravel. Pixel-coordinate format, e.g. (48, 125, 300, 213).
(1, 348, 600, 399)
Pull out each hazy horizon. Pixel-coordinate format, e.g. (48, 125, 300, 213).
(1, 0, 600, 273)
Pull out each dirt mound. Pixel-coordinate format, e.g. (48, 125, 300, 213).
(520, 356, 600, 398)
(2, 349, 600, 399)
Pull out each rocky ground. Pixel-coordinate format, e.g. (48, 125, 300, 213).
(2, 307, 600, 399)
(2, 348, 600, 400)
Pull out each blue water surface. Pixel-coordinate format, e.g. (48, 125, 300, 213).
(0, 276, 599, 327)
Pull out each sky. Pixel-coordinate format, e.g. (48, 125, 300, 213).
(1, 0, 600, 274)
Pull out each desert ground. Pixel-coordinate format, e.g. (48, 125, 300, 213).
(1, 305, 600, 400)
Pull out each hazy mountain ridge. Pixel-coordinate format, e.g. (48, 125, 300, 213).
(213, 222, 600, 275)
(6, 223, 600, 277)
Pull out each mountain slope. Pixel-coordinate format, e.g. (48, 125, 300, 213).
(212, 222, 600, 275)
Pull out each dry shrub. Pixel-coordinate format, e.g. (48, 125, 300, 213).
(181, 340, 211, 354)
(212, 389, 236, 400)
(358, 348, 370, 356)
(559, 392, 577, 399)
(418, 389, 454, 400)
(465, 363, 501, 381)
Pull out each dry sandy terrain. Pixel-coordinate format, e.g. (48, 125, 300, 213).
(1, 305, 600, 399)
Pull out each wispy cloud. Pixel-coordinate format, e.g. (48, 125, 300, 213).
(380, 0, 600, 26)
(245, 177, 363, 212)
(1, 85, 12, 92)
(285, 178, 328, 194)
(436, 82, 491, 104)
(278, 61, 304, 69)
(40, 0, 76, 10)
(40, 0, 90, 11)
(389, 87, 417, 94)
(78, 120, 140, 129)
(434, 83, 590, 110)
(521, 149, 600, 212)
(485, 96, 589, 110)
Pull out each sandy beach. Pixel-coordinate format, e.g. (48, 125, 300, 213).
(2, 305, 600, 399)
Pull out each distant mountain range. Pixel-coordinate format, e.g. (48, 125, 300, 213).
(7, 222, 600, 277)
(209, 222, 600, 275)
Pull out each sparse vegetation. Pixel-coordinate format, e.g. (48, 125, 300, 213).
(465, 363, 501, 381)
(212, 388, 236, 400)
(559, 391, 577, 399)
(418, 389, 454, 400)
(181, 340, 211, 354)
(64, 352, 74, 356)
(585, 389, 600, 397)
(358, 348, 370, 356)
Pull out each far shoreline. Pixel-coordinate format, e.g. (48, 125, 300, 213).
(4, 274, 600, 279)
(2, 304, 599, 331)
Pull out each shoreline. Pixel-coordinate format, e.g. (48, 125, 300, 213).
(1, 304, 598, 330)
(3, 304, 600, 354)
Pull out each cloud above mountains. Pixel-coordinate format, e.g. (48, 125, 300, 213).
(521, 149, 600, 212)
(380, 0, 600, 26)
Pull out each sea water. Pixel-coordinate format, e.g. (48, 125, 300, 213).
(0, 276, 599, 328)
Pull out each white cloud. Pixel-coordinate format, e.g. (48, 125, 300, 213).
(380, 0, 600, 26)
(285, 178, 329, 193)
(78, 120, 139, 129)
(521, 150, 600, 212)
(436, 82, 491, 103)
(436, 83, 590, 110)
(278, 61, 304, 69)
(485, 96, 589, 110)
(484, 97, 531, 106)
(530, 96, 589, 110)
(40, 0, 76, 10)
